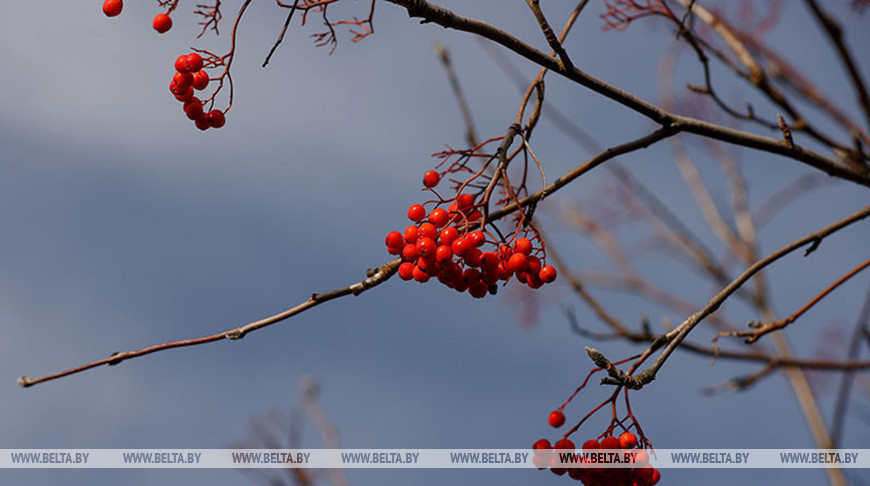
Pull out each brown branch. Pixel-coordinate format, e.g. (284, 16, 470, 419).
(561, 272, 870, 372)
(702, 363, 777, 395)
(595, 204, 870, 390)
(18, 259, 401, 388)
(525, 0, 573, 71)
(719, 258, 870, 345)
(263, 0, 300, 67)
(384, 0, 870, 186)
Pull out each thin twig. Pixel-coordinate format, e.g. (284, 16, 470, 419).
(19, 259, 401, 387)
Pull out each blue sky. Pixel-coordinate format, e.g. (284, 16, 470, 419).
(1, 1, 868, 485)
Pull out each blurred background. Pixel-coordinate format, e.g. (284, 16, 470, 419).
(1, 1, 868, 485)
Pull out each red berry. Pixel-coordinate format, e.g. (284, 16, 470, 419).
(600, 436, 620, 450)
(435, 245, 453, 263)
(618, 432, 638, 450)
(422, 170, 440, 187)
(418, 223, 438, 240)
(464, 248, 482, 267)
(506, 253, 528, 273)
(194, 116, 210, 131)
(468, 231, 485, 247)
(428, 208, 448, 228)
(184, 101, 204, 120)
(568, 466, 586, 481)
(402, 243, 420, 261)
(398, 262, 415, 280)
(451, 237, 471, 257)
(439, 227, 459, 247)
(649, 468, 661, 486)
(539, 264, 557, 283)
(468, 281, 488, 298)
(532, 439, 552, 470)
(554, 438, 575, 450)
(152, 13, 172, 33)
(462, 269, 481, 286)
(175, 53, 203, 73)
(412, 266, 430, 283)
(527, 255, 542, 275)
(185, 53, 204, 72)
(514, 237, 533, 255)
(175, 55, 190, 73)
(407, 204, 426, 222)
(174, 88, 194, 103)
(173, 71, 193, 89)
(207, 110, 226, 128)
(417, 237, 436, 256)
(479, 251, 499, 272)
(102, 0, 123, 17)
(548, 410, 566, 427)
(495, 262, 511, 281)
(582, 439, 600, 451)
(456, 193, 474, 210)
(385, 231, 404, 250)
(635, 466, 660, 486)
(533, 439, 551, 450)
(416, 256, 439, 275)
(403, 225, 419, 244)
(526, 273, 544, 289)
(192, 70, 210, 90)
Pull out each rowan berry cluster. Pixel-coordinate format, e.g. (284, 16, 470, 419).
(169, 53, 226, 131)
(385, 170, 556, 298)
(533, 432, 661, 486)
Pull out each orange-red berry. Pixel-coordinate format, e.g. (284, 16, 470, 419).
(548, 410, 566, 427)
(407, 204, 426, 222)
(619, 432, 638, 449)
(153, 13, 172, 33)
(539, 265, 557, 283)
(102, 0, 123, 17)
(423, 170, 440, 187)
(192, 70, 210, 90)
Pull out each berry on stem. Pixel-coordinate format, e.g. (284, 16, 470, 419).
(407, 204, 426, 223)
(548, 410, 566, 428)
(152, 13, 172, 33)
(398, 262, 415, 281)
(423, 170, 440, 187)
(192, 70, 210, 90)
(207, 110, 226, 129)
(539, 265, 557, 283)
(619, 431, 638, 449)
(515, 237, 533, 255)
(428, 208, 448, 228)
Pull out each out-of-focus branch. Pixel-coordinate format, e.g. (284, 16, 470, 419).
(831, 285, 870, 447)
(804, 0, 870, 135)
(434, 42, 479, 148)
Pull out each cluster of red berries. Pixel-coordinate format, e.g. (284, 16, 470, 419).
(385, 171, 557, 298)
(101, 0, 173, 34)
(169, 53, 226, 131)
(533, 432, 661, 486)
